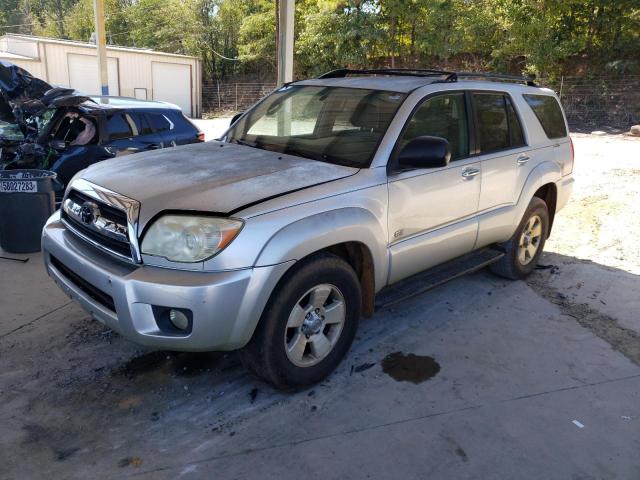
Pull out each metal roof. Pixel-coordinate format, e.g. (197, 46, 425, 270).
(79, 96, 181, 112)
(1, 34, 198, 60)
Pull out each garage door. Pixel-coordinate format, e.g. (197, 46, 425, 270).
(152, 62, 192, 116)
(67, 53, 119, 96)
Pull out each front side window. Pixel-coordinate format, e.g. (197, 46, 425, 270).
(226, 86, 406, 168)
(398, 93, 469, 160)
(523, 94, 567, 139)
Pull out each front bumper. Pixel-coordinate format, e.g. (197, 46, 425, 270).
(42, 212, 293, 351)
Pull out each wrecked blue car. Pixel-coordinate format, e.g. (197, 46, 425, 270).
(1, 60, 204, 191)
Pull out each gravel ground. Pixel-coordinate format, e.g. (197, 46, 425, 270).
(0, 133, 639, 479)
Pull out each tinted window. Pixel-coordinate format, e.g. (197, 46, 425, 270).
(506, 97, 525, 147)
(523, 94, 567, 139)
(131, 113, 153, 135)
(106, 113, 134, 140)
(473, 93, 510, 153)
(171, 112, 198, 133)
(400, 93, 469, 160)
(148, 113, 173, 132)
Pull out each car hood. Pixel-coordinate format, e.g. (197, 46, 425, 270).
(79, 141, 359, 218)
(1, 60, 92, 129)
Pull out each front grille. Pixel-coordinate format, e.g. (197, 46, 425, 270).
(62, 189, 133, 260)
(50, 255, 116, 312)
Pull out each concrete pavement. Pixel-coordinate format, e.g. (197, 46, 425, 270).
(1, 133, 639, 479)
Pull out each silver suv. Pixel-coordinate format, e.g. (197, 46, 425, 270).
(43, 69, 574, 387)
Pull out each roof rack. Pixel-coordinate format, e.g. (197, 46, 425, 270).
(448, 72, 537, 87)
(317, 68, 537, 87)
(318, 68, 454, 79)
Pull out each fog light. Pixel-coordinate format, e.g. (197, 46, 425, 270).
(169, 309, 189, 330)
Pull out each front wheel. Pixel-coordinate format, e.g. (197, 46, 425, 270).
(240, 252, 361, 389)
(490, 197, 550, 280)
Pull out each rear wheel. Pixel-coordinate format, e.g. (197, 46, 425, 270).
(240, 252, 361, 389)
(490, 197, 549, 280)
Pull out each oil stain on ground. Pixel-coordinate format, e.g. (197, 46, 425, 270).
(381, 351, 440, 384)
(113, 351, 222, 379)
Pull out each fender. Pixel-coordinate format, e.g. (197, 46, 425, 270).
(513, 160, 562, 228)
(476, 160, 562, 248)
(255, 207, 389, 291)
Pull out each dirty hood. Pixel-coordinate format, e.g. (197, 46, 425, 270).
(80, 141, 358, 216)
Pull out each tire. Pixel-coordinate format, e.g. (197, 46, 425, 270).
(490, 197, 550, 280)
(240, 252, 361, 389)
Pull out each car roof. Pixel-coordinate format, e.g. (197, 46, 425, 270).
(79, 96, 182, 113)
(294, 76, 555, 96)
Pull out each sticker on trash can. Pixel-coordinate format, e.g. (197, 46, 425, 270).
(0, 180, 38, 193)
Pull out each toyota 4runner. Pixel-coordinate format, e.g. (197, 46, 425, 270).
(42, 69, 574, 388)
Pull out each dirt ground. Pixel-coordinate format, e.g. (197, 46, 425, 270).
(0, 132, 639, 479)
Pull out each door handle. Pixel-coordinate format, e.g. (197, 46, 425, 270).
(517, 155, 530, 165)
(461, 167, 480, 179)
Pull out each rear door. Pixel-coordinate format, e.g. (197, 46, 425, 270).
(387, 91, 481, 284)
(103, 111, 162, 155)
(146, 111, 179, 147)
(473, 91, 529, 212)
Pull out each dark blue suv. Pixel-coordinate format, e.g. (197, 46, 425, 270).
(1, 61, 204, 189)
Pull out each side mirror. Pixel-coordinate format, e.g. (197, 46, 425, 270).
(230, 112, 243, 125)
(397, 136, 451, 170)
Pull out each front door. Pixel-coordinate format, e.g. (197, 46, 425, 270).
(387, 92, 481, 284)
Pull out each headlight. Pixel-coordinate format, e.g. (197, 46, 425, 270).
(141, 215, 243, 263)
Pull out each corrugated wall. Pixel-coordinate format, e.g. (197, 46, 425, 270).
(0, 36, 202, 117)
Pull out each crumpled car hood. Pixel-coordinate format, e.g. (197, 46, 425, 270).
(79, 141, 358, 218)
(0, 60, 92, 133)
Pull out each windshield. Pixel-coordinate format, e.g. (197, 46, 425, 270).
(225, 86, 406, 167)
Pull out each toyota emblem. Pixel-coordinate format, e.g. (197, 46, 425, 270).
(80, 201, 98, 225)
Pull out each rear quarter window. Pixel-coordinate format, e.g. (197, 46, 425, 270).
(522, 94, 567, 139)
(148, 113, 173, 132)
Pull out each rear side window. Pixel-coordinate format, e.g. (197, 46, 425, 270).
(131, 113, 154, 135)
(106, 113, 136, 140)
(473, 93, 526, 153)
(523, 94, 567, 139)
(506, 97, 525, 147)
(148, 113, 173, 132)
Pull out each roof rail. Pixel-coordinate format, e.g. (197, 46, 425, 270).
(317, 68, 537, 86)
(318, 68, 454, 79)
(446, 72, 537, 87)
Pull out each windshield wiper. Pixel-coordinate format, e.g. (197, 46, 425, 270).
(281, 146, 316, 161)
(319, 154, 362, 168)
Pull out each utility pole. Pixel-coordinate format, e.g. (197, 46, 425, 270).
(93, 0, 109, 95)
(277, 0, 294, 86)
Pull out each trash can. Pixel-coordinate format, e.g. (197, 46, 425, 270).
(0, 169, 61, 253)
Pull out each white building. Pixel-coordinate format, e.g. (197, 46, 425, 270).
(0, 34, 202, 117)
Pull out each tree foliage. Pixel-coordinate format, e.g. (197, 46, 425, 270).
(2, 0, 638, 81)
